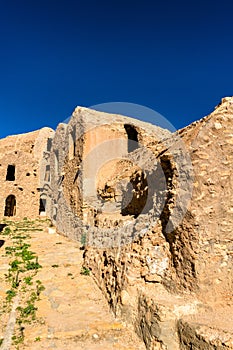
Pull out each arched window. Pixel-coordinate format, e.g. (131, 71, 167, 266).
(124, 124, 139, 152)
(4, 195, 16, 217)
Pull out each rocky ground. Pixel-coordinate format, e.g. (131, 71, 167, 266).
(0, 219, 146, 350)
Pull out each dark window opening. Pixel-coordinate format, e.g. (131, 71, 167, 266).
(121, 172, 149, 217)
(4, 195, 16, 217)
(6, 165, 15, 181)
(44, 165, 50, 182)
(47, 138, 52, 152)
(124, 124, 139, 152)
(39, 198, 46, 214)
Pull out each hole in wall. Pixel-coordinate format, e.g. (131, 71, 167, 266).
(124, 124, 139, 152)
(39, 198, 46, 215)
(6, 165, 15, 181)
(121, 171, 149, 217)
(47, 138, 52, 152)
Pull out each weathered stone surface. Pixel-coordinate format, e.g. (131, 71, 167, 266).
(0, 220, 146, 350)
(0, 128, 54, 219)
(1, 97, 233, 349)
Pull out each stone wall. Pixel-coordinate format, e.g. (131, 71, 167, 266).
(1, 98, 233, 349)
(0, 127, 54, 220)
(48, 106, 171, 243)
(83, 98, 233, 349)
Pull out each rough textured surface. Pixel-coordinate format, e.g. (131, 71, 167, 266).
(1, 98, 233, 349)
(82, 99, 233, 349)
(0, 128, 54, 219)
(0, 220, 146, 350)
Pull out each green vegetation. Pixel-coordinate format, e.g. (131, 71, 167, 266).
(0, 220, 46, 346)
(80, 266, 91, 276)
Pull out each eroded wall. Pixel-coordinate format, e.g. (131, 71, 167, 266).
(0, 127, 54, 219)
(83, 98, 233, 349)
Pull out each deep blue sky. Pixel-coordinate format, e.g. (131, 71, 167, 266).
(0, 0, 233, 138)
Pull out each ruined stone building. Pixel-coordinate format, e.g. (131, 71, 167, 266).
(0, 128, 54, 220)
(1, 98, 233, 349)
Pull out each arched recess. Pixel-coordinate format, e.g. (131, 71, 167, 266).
(4, 195, 16, 217)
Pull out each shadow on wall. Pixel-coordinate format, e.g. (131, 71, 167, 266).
(0, 224, 6, 232)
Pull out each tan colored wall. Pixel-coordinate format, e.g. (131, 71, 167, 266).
(48, 106, 170, 243)
(83, 98, 233, 349)
(0, 127, 54, 220)
(4, 101, 232, 349)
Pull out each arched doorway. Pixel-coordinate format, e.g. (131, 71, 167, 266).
(4, 195, 16, 217)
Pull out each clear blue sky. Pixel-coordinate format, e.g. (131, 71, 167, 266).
(0, 0, 233, 138)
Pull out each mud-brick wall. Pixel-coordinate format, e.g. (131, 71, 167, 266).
(0, 128, 54, 219)
(84, 98, 233, 349)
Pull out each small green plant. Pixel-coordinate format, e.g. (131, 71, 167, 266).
(6, 289, 17, 302)
(10, 260, 22, 271)
(3, 227, 11, 235)
(80, 266, 90, 276)
(17, 302, 37, 319)
(1, 220, 45, 347)
(12, 334, 24, 345)
(35, 337, 41, 342)
(24, 276, 33, 285)
(36, 280, 45, 296)
(25, 261, 42, 270)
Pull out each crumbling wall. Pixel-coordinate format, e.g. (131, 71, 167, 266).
(37, 100, 233, 349)
(83, 98, 233, 349)
(0, 127, 54, 219)
(48, 106, 171, 241)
